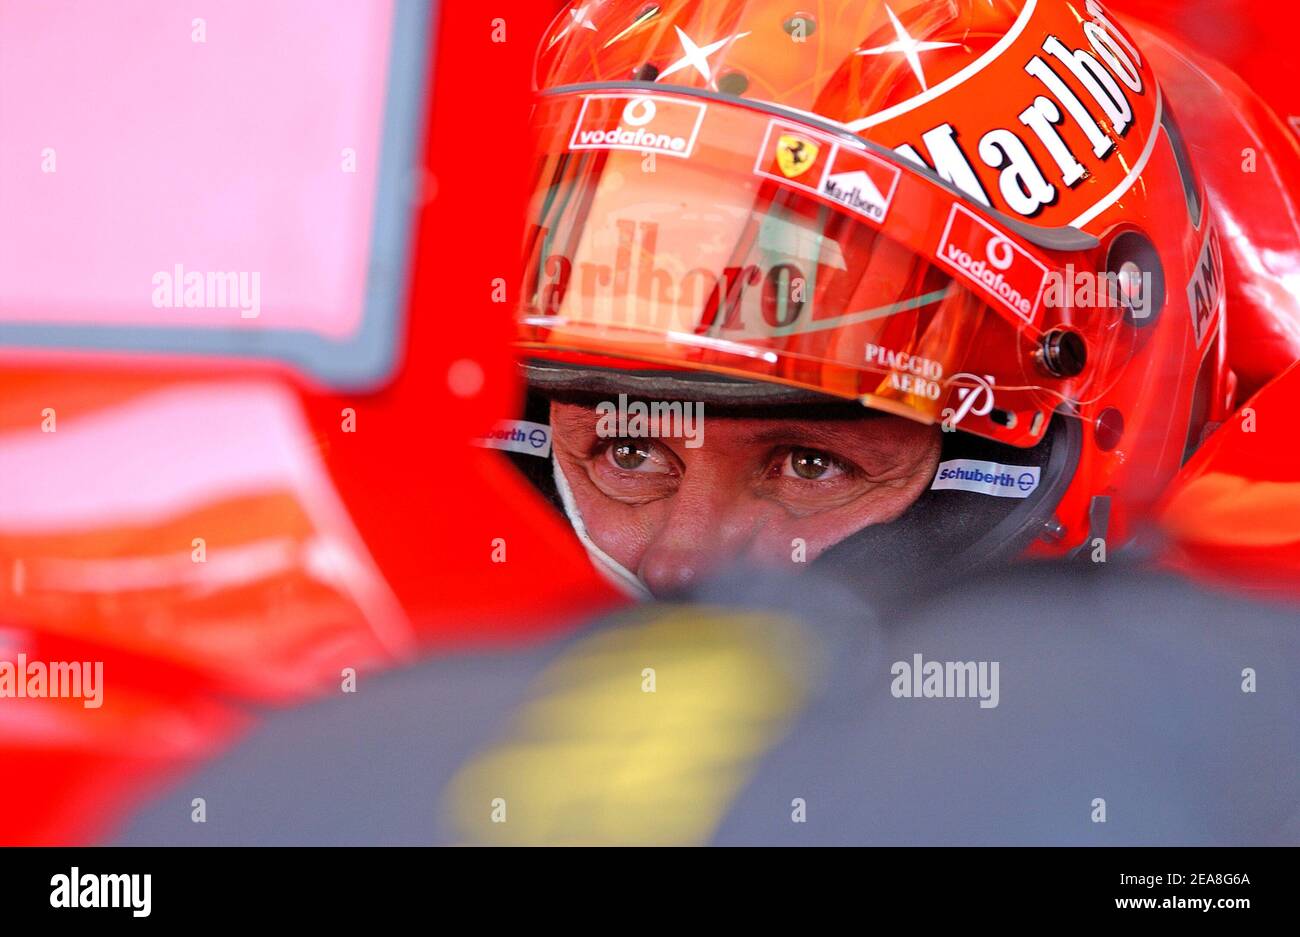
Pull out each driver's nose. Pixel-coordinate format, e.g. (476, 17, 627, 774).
(636, 476, 762, 597)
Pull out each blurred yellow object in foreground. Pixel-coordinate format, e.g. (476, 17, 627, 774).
(444, 606, 811, 846)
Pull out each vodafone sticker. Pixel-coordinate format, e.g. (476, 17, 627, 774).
(569, 94, 707, 159)
(936, 204, 1048, 325)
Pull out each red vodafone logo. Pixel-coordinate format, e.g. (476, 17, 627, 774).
(936, 204, 1047, 324)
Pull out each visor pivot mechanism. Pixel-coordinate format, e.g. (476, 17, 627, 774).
(1037, 329, 1087, 378)
(1040, 517, 1067, 543)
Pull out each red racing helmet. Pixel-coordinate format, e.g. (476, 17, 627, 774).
(513, 0, 1235, 583)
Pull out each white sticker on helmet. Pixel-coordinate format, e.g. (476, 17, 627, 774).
(473, 420, 552, 458)
(931, 459, 1040, 498)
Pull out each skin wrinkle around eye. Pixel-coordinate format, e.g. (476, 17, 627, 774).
(549, 400, 942, 597)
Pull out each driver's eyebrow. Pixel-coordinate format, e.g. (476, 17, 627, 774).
(548, 404, 602, 436)
(741, 421, 892, 453)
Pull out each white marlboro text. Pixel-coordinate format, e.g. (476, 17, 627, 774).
(880, 0, 1150, 222)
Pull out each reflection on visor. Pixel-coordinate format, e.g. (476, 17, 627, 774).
(519, 90, 1139, 447)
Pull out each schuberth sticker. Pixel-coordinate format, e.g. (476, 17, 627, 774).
(474, 420, 552, 458)
(931, 458, 1041, 498)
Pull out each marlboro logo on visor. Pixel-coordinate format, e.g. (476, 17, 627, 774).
(518, 88, 1137, 448)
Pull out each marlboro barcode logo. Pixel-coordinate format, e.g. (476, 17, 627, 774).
(821, 147, 900, 224)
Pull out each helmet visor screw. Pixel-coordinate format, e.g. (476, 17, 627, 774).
(1038, 328, 1087, 378)
(1117, 260, 1147, 317)
(783, 13, 817, 37)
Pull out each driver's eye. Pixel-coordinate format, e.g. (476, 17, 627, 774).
(608, 441, 654, 471)
(783, 448, 845, 480)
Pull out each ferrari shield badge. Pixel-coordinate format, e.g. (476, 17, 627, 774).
(776, 134, 819, 178)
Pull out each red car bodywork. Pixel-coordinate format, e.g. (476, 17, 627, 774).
(0, 2, 616, 845)
(0, 1, 1297, 844)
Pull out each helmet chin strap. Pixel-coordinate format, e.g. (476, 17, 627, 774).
(551, 455, 654, 601)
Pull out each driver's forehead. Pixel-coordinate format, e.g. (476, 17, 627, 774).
(548, 399, 924, 453)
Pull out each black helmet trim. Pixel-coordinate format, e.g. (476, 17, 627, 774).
(522, 360, 841, 407)
(812, 410, 1082, 595)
